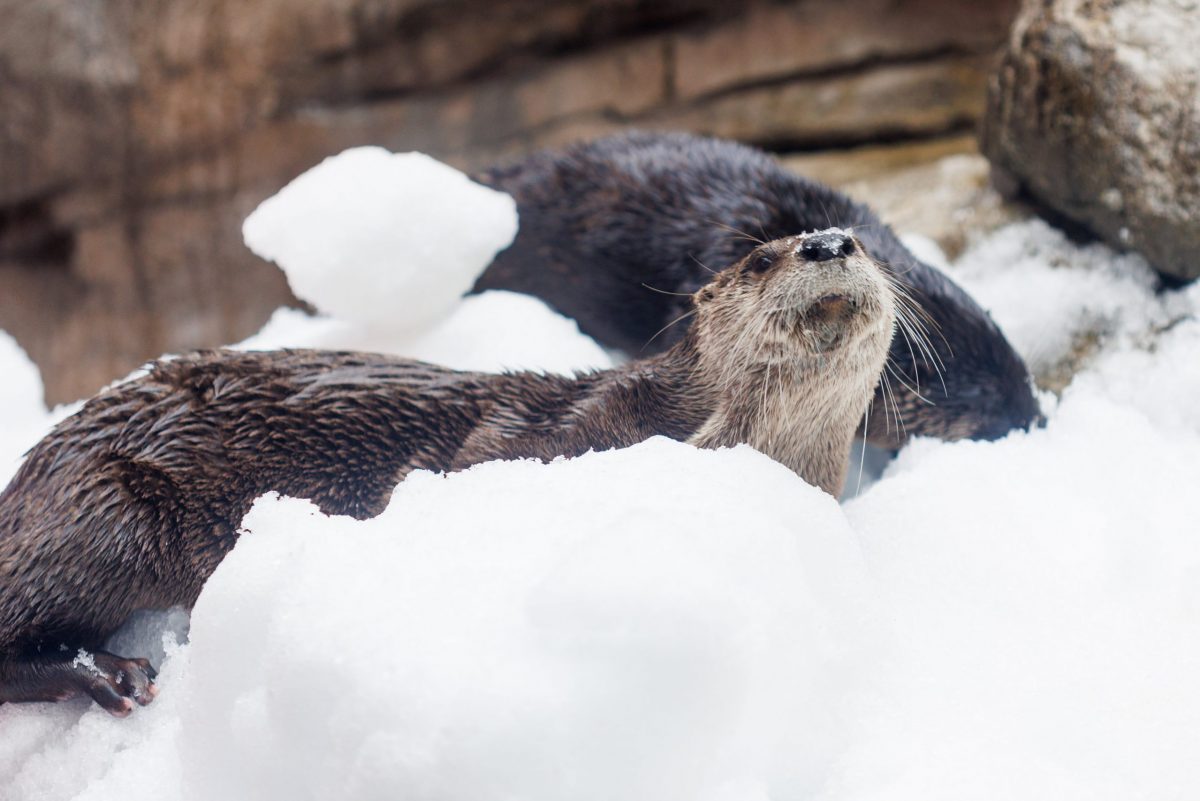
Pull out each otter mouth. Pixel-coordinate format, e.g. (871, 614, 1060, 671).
(807, 293, 856, 319)
(790, 293, 861, 351)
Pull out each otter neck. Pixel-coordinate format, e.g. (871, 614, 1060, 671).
(684, 348, 876, 496)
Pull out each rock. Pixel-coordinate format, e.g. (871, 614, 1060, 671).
(980, 0, 1200, 282)
(782, 135, 1029, 261)
(0, 0, 1021, 404)
(655, 54, 993, 148)
(672, 0, 1018, 100)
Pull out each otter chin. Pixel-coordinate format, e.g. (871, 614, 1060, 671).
(0, 229, 894, 715)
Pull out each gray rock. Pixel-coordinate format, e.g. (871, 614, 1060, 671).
(980, 0, 1200, 281)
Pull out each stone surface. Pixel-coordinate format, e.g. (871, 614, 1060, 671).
(980, 0, 1200, 281)
(672, 0, 1018, 100)
(0, 0, 1020, 404)
(656, 54, 992, 149)
(783, 135, 1029, 261)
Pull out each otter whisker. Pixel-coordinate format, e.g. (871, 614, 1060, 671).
(855, 398, 873, 496)
(640, 283, 696, 298)
(890, 293, 948, 393)
(885, 275, 952, 355)
(640, 308, 697, 352)
(705, 218, 765, 246)
(879, 368, 907, 438)
(882, 277, 949, 391)
(815, 196, 836, 231)
(885, 361, 936, 405)
(688, 254, 719, 276)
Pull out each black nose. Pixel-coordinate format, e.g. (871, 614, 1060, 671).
(799, 231, 855, 262)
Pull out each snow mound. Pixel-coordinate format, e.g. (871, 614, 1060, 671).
(242, 147, 518, 336)
(179, 439, 873, 801)
(3, 440, 875, 801)
(947, 219, 1172, 377)
(839, 339, 1200, 799)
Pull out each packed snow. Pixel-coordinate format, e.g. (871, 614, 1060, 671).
(242, 147, 518, 337)
(0, 149, 1197, 801)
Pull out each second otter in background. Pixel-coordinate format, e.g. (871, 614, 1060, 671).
(474, 131, 1040, 448)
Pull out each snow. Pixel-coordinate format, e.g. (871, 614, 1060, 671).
(238, 146, 609, 375)
(236, 290, 613, 376)
(0, 331, 53, 483)
(242, 147, 518, 337)
(1, 150, 1198, 800)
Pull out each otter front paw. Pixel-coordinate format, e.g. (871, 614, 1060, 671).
(70, 650, 159, 716)
(0, 649, 158, 717)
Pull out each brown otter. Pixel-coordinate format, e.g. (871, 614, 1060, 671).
(473, 131, 1042, 447)
(0, 229, 894, 717)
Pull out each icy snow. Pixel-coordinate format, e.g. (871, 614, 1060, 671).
(0, 150, 1198, 800)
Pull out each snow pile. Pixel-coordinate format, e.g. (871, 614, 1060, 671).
(1, 442, 875, 801)
(243, 147, 518, 336)
(943, 220, 1185, 378)
(179, 442, 873, 800)
(838, 335, 1200, 798)
(240, 147, 610, 375)
(0, 332, 51, 482)
(1, 164, 1198, 801)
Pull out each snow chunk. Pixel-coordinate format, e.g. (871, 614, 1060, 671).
(237, 290, 613, 375)
(242, 147, 518, 336)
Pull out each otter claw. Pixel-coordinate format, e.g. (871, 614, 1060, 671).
(84, 651, 159, 713)
(0, 649, 158, 715)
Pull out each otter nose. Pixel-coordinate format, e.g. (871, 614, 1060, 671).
(798, 231, 855, 262)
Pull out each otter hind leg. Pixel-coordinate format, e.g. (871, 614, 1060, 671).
(0, 650, 158, 717)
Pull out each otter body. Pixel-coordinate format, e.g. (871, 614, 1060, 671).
(0, 230, 894, 716)
(474, 131, 1040, 446)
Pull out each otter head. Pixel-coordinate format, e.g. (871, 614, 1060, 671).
(687, 229, 896, 495)
(691, 228, 896, 381)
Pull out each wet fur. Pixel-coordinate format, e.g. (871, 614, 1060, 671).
(0, 233, 892, 713)
(474, 131, 1041, 447)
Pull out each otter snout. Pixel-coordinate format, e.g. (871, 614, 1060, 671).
(798, 230, 855, 262)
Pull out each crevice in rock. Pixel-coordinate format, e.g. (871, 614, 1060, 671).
(753, 118, 981, 156)
(0, 196, 75, 267)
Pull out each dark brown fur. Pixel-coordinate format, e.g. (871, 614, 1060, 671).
(473, 131, 1043, 447)
(0, 232, 892, 716)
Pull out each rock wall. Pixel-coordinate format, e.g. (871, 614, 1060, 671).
(980, 0, 1200, 283)
(0, 0, 1018, 404)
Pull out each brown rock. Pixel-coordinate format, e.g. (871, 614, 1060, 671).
(655, 54, 993, 147)
(782, 135, 1029, 261)
(980, 0, 1200, 281)
(673, 0, 1018, 100)
(0, 0, 1019, 405)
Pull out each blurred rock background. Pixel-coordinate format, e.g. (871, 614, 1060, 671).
(1, 0, 1026, 403)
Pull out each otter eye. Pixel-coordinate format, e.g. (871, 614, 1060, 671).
(751, 253, 774, 273)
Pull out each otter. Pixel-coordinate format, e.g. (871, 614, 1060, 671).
(473, 131, 1041, 447)
(0, 229, 895, 716)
